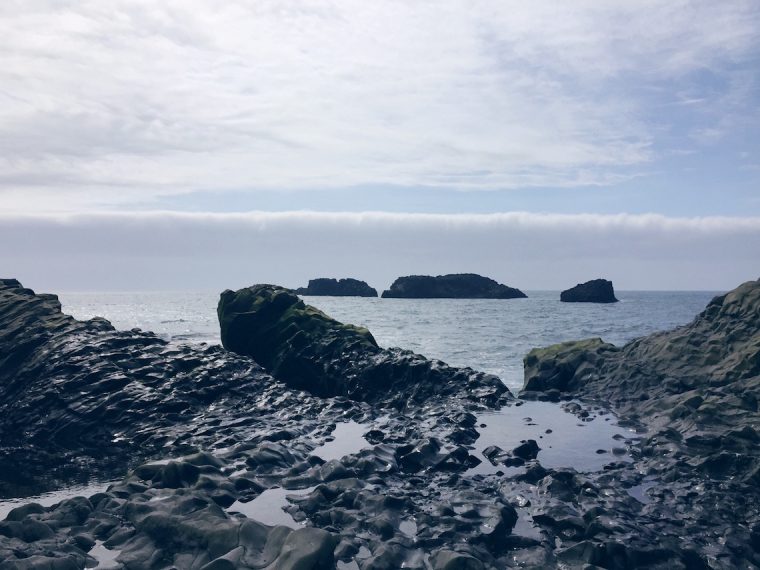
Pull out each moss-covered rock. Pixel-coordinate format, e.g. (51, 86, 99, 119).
(218, 284, 509, 406)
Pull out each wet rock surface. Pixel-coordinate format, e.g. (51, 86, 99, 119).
(2, 278, 759, 568)
(560, 279, 618, 303)
(296, 279, 378, 298)
(522, 279, 760, 567)
(381, 274, 527, 299)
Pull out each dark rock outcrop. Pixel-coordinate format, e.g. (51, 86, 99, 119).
(218, 284, 509, 406)
(381, 274, 527, 299)
(560, 279, 618, 303)
(295, 278, 378, 297)
(521, 279, 760, 568)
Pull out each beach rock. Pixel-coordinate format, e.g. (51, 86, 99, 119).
(218, 284, 509, 406)
(381, 274, 527, 299)
(560, 279, 618, 303)
(295, 278, 378, 297)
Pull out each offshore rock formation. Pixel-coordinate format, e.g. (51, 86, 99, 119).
(381, 273, 527, 299)
(218, 284, 508, 406)
(296, 278, 378, 297)
(560, 279, 618, 303)
(522, 279, 760, 567)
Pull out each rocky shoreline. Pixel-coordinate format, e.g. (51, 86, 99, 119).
(1, 278, 758, 568)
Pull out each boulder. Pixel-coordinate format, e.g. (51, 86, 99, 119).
(560, 279, 618, 303)
(295, 278, 378, 297)
(218, 284, 509, 405)
(381, 274, 527, 299)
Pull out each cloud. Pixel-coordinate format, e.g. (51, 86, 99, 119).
(0, 1, 758, 210)
(2, 210, 758, 291)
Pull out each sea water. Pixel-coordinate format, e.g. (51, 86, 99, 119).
(59, 290, 718, 393)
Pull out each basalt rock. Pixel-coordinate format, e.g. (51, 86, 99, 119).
(218, 284, 509, 406)
(381, 274, 527, 299)
(560, 279, 618, 303)
(296, 278, 378, 297)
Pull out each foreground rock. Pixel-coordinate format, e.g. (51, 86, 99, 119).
(381, 274, 527, 299)
(218, 284, 508, 406)
(523, 279, 760, 567)
(296, 278, 378, 297)
(560, 279, 618, 303)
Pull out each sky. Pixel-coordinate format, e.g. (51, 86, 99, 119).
(1, 1, 759, 291)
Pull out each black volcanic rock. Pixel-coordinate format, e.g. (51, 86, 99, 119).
(218, 284, 509, 406)
(296, 278, 378, 297)
(381, 273, 527, 299)
(560, 279, 618, 303)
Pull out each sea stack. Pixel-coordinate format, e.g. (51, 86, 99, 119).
(560, 279, 618, 303)
(295, 278, 378, 297)
(381, 273, 527, 299)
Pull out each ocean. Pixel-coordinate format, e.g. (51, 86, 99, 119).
(59, 290, 719, 393)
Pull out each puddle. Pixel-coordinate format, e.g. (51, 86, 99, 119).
(89, 540, 121, 569)
(0, 481, 114, 520)
(512, 512, 542, 540)
(627, 477, 657, 504)
(312, 421, 370, 461)
(399, 518, 417, 537)
(227, 486, 315, 528)
(471, 401, 638, 474)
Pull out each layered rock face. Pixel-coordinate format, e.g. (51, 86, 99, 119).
(381, 274, 527, 299)
(560, 279, 618, 303)
(0, 279, 275, 493)
(218, 284, 509, 406)
(296, 278, 378, 297)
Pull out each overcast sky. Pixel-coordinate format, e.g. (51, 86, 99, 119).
(1, 1, 759, 291)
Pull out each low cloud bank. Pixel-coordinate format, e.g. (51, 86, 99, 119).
(2, 211, 758, 292)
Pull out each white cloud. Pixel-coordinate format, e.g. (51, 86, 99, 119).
(0, 1, 757, 209)
(2, 210, 758, 291)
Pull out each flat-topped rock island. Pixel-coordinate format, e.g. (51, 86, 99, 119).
(295, 278, 378, 297)
(381, 273, 527, 299)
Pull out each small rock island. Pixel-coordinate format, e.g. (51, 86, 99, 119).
(381, 273, 527, 299)
(560, 278, 618, 303)
(295, 277, 378, 297)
